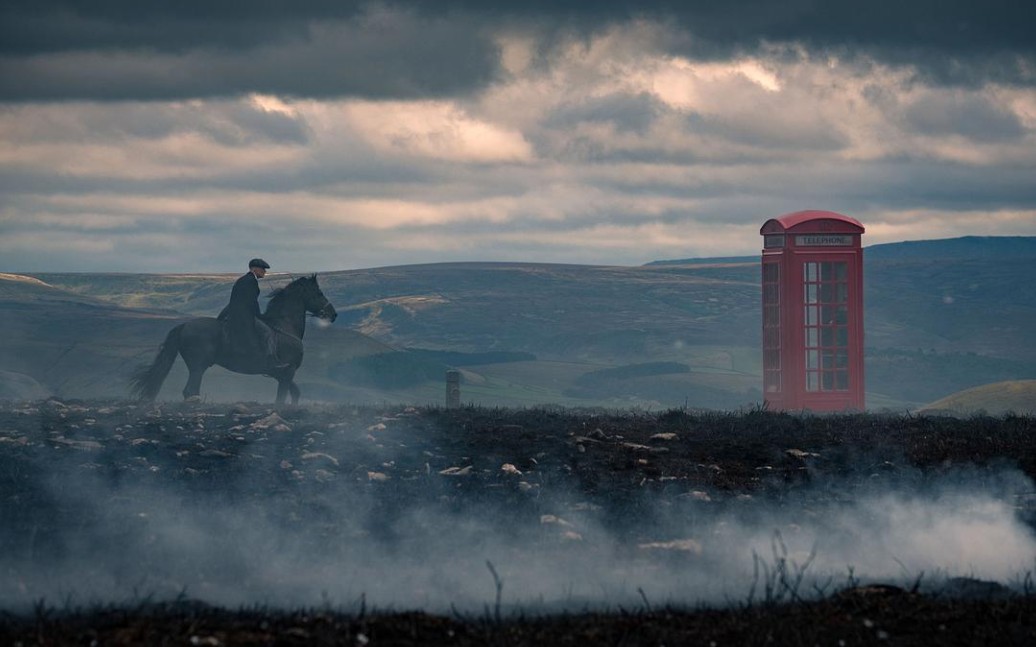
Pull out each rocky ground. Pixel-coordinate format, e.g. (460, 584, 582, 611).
(1, 399, 1035, 645)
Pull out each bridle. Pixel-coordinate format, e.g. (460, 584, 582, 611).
(310, 298, 334, 320)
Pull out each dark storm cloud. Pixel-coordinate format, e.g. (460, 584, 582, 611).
(0, 2, 497, 101)
(2, 1, 1033, 102)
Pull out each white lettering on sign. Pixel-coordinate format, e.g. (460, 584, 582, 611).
(795, 235, 853, 247)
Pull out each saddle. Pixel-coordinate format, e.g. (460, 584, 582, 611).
(218, 318, 290, 374)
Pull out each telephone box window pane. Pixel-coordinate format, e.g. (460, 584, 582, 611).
(821, 350, 835, 369)
(806, 328, 819, 347)
(821, 327, 835, 346)
(805, 284, 818, 303)
(821, 283, 836, 303)
(821, 305, 837, 324)
(835, 371, 849, 390)
(822, 371, 835, 390)
(806, 350, 819, 370)
(806, 372, 820, 391)
(836, 284, 848, 303)
(804, 263, 818, 282)
(763, 263, 779, 282)
(805, 306, 819, 326)
(835, 263, 848, 280)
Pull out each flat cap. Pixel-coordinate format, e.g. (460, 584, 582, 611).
(248, 258, 271, 269)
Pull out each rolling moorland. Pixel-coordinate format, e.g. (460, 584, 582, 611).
(0, 236, 1034, 411)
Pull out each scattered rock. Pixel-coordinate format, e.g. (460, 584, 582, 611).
(314, 469, 334, 482)
(367, 471, 390, 482)
(785, 448, 820, 459)
(650, 432, 678, 441)
(500, 463, 522, 476)
(680, 490, 711, 502)
(622, 442, 652, 451)
(250, 412, 291, 432)
(49, 437, 102, 451)
(301, 451, 339, 467)
(540, 514, 574, 528)
(439, 466, 473, 477)
(637, 538, 703, 555)
(199, 449, 233, 458)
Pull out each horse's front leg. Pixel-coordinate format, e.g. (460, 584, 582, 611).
(275, 372, 300, 406)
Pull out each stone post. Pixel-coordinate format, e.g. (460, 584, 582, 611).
(445, 369, 461, 408)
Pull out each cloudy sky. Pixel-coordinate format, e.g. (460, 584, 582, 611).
(2, 1, 1035, 272)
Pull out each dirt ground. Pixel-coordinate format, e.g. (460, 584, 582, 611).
(1, 400, 1035, 645)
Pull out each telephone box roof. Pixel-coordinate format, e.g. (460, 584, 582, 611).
(760, 210, 865, 234)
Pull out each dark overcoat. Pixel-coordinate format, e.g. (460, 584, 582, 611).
(218, 272, 262, 348)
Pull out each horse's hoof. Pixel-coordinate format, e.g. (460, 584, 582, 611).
(185, 395, 203, 403)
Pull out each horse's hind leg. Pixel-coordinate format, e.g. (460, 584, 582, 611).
(289, 381, 300, 405)
(183, 365, 208, 400)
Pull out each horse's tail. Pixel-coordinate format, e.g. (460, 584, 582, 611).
(129, 324, 183, 401)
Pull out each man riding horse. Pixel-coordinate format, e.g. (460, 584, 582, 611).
(218, 258, 288, 372)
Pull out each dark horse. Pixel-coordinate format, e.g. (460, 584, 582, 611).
(130, 275, 337, 404)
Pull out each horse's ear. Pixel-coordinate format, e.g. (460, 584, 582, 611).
(309, 273, 318, 284)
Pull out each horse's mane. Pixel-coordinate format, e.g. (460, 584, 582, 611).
(266, 274, 317, 311)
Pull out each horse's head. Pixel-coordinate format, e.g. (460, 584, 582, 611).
(298, 274, 337, 322)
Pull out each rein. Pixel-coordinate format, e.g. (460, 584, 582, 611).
(262, 277, 328, 342)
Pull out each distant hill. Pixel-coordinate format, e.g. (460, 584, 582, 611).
(919, 380, 1036, 416)
(11, 236, 1036, 409)
(865, 236, 1036, 261)
(645, 256, 756, 266)
(649, 236, 1036, 265)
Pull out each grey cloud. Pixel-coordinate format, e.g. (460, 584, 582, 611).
(2, 1, 1034, 103)
(6, 102, 310, 146)
(687, 112, 848, 152)
(904, 94, 1026, 142)
(545, 93, 663, 135)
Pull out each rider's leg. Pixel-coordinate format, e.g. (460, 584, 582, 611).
(255, 319, 288, 369)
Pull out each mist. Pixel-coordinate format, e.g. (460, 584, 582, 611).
(3, 407, 1033, 614)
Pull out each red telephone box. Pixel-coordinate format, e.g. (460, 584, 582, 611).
(760, 210, 865, 411)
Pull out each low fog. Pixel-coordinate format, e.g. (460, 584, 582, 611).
(2, 410, 1033, 613)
